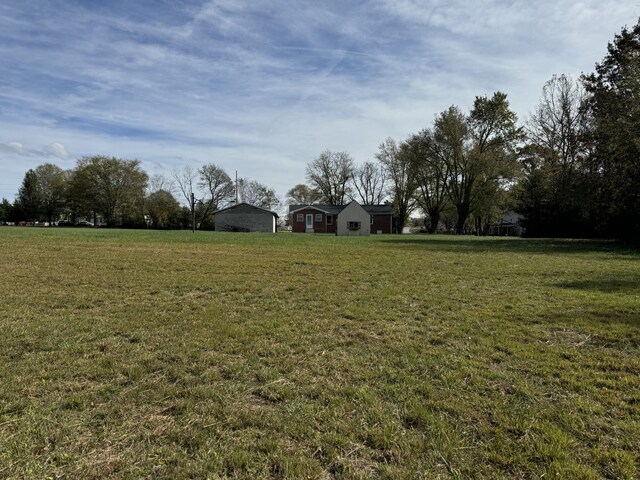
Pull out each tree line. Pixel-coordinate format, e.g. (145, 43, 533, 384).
(289, 20, 640, 239)
(2, 20, 638, 239)
(0, 158, 278, 230)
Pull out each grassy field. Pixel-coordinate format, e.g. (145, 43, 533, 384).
(0, 228, 638, 479)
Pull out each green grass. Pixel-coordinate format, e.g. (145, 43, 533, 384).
(0, 228, 638, 479)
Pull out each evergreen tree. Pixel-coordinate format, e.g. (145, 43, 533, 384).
(582, 19, 640, 240)
(0, 198, 13, 223)
(15, 169, 42, 222)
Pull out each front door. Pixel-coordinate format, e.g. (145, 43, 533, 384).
(306, 214, 314, 232)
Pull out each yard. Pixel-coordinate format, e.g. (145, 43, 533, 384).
(0, 228, 638, 479)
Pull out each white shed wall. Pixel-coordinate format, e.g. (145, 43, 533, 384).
(336, 202, 371, 236)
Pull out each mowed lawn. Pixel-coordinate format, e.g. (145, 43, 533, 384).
(0, 229, 638, 479)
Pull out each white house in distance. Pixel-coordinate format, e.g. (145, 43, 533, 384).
(488, 210, 524, 236)
(213, 203, 278, 233)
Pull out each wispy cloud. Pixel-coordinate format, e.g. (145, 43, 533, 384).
(0, 0, 638, 202)
(0, 142, 71, 160)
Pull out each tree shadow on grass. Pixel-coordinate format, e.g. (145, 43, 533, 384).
(380, 236, 639, 257)
(540, 308, 640, 334)
(554, 278, 640, 294)
(548, 273, 640, 329)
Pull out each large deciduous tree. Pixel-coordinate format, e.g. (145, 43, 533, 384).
(428, 106, 472, 234)
(376, 138, 416, 233)
(405, 126, 451, 234)
(70, 156, 148, 226)
(465, 92, 521, 234)
(34, 163, 67, 225)
(435, 94, 520, 234)
(198, 163, 234, 228)
(306, 150, 354, 205)
(146, 189, 182, 229)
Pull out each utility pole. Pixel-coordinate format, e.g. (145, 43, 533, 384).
(235, 170, 238, 204)
(191, 192, 196, 233)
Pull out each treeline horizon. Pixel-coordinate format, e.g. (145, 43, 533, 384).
(0, 158, 281, 230)
(1, 20, 638, 239)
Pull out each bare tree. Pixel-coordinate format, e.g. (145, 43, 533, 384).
(519, 75, 592, 236)
(238, 178, 279, 209)
(352, 161, 387, 205)
(306, 150, 354, 205)
(171, 165, 199, 231)
(376, 138, 417, 233)
(170, 164, 233, 230)
(527, 74, 589, 170)
(171, 166, 197, 206)
(198, 163, 234, 223)
(148, 174, 174, 195)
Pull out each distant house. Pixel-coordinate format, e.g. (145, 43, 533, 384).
(488, 210, 524, 236)
(289, 201, 394, 235)
(214, 203, 278, 233)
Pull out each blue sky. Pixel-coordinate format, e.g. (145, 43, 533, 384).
(1, 0, 638, 203)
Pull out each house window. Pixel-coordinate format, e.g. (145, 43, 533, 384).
(347, 221, 361, 231)
(315, 213, 322, 222)
(327, 215, 333, 225)
(296, 214, 303, 222)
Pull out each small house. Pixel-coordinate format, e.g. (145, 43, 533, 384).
(289, 201, 394, 235)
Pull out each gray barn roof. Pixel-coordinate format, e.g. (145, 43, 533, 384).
(214, 202, 279, 217)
